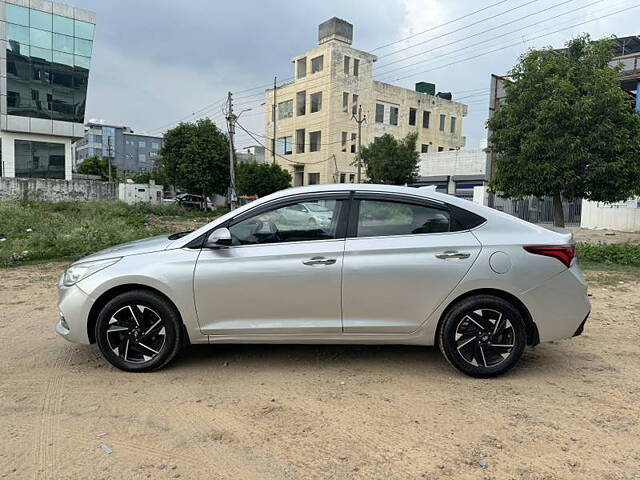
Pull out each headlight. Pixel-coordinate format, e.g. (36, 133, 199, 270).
(63, 258, 121, 286)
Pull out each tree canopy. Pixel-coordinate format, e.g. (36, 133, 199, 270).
(361, 133, 420, 185)
(487, 35, 640, 226)
(76, 156, 115, 181)
(236, 162, 291, 198)
(157, 118, 230, 198)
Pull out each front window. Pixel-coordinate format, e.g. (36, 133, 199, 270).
(439, 114, 446, 131)
(14, 139, 65, 179)
(296, 57, 307, 78)
(344, 55, 350, 74)
(389, 107, 399, 126)
(278, 99, 293, 120)
(450, 116, 457, 133)
(356, 199, 450, 237)
(310, 92, 322, 113)
(311, 55, 323, 73)
(409, 108, 417, 126)
(277, 136, 293, 155)
(228, 198, 345, 245)
(296, 91, 306, 116)
(309, 131, 321, 152)
(375, 104, 384, 123)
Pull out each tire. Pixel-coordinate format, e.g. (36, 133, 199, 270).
(438, 295, 527, 378)
(95, 289, 183, 372)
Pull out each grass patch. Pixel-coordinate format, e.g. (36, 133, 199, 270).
(0, 199, 226, 267)
(579, 260, 640, 286)
(576, 242, 640, 267)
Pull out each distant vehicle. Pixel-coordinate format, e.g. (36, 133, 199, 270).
(176, 194, 214, 211)
(56, 184, 590, 377)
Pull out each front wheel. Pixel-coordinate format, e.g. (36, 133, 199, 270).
(95, 290, 182, 372)
(438, 295, 527, 378)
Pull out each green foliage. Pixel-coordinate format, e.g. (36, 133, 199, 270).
(576, 242, 640, 267)
(0, 200, 223, 267)
(157, 118, 230, 197)
(487, 35, 640, 226)
(361, 133, 420, 185)
(236, 162, 291, 197)
(76, 156, 116, 181)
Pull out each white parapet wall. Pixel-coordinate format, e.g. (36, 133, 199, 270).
(580, 198, 640, 232)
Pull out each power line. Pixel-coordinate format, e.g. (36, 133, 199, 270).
(370, 0, 512, 52)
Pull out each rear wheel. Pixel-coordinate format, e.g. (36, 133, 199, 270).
(438, 295, 527, 378)
(95, 290, 182, 372)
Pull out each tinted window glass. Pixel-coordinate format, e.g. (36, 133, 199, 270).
(53, 15, 74, 36)
(6, 5, 30, 26)
(229, 199, 344, 246)
(74, 20, 94, 40)
(30, 10, 52, 31)
(357, 199, 450, 237)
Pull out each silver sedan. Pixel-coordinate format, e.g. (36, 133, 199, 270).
(56, 184, 590, 377)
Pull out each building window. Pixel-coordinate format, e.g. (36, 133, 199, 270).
(309, 131, 321, 152)
(139, 141, 146, 148)
(421, 144, 429, 153)
(409, 108, 417, 126)
(151, 142, 160, 150)
(423, 111, 430, 128)
(296, 91, 306, 116)
(390, 106, 399, 126)
(350, 133, 357, 153)
(297, 57, 307, 78)
(311, 55, 323, 73)
(352, 94, 358, 115)
(308, 173, 320, 185)
(450, 116, 457, 133)
(344, 55, 350, 74)
(278, 99, 293, 120)
(353, 59, 360, 76)
(340, 173, 346, 183)
(296, 129, 305, 153)
(375, 104, 384, 123)
(277, 136, 293, 155)
(439, 114, 446, 131)
(349, 174, 355, 182)
(14, 140, 65, 179)
(138, 153, 146, 162)
(342, 92, 349, 113)
(310, 92, 322, 113)
(341, 132, 348, 152)
(438, 146, 444, 152)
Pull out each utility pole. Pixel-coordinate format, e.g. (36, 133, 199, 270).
(106, 135, 113, 182)
(352, 104, 366, 183)
(272, 76, 277, 164)
(225, 91, 237, 210)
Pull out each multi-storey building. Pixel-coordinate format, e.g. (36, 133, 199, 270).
(0, 0, 95, 180)
(74, 120, 163, 173)
(265, 17, 467, 185)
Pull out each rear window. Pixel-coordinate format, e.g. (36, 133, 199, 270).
(356, 200, 450, 237)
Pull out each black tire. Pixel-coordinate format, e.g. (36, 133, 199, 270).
(438, 295, 527, 378)
(95, 290, 183, 372)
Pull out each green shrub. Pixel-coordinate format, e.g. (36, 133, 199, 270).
(0, 199, 222, 267)
(576, 242, 640, 267)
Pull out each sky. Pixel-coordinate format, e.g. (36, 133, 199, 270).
(76, 0, 638, 150)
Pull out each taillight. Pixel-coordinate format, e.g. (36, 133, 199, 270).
(523, 245, 576, 268)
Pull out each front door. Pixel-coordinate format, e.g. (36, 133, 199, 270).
(342, 196, 481, 334)
(193, 195, 349, 335)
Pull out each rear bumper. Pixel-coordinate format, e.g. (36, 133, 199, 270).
(573, 312, 590, 337)
(521, 268, 590, 342)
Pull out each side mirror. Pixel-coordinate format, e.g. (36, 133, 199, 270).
(205, 228, 232, 248)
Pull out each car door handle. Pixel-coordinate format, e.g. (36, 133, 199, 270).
(303, 256, 337, 266)
(435, 251, 471, 260)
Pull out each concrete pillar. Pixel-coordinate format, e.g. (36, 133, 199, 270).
(447, 176, 455, 194)
(1, 134, 15, 177)
(64, 140, 72, 180)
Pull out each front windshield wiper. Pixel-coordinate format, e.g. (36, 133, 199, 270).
(168, 231, 193, 240)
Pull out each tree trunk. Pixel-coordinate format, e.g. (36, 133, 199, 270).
(552, 191, 565, 228)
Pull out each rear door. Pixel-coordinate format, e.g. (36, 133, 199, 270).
(341, 194, 482, 334)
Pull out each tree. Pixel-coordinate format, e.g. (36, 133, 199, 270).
(236, 162, 291, 197)
(76, 156, 116, 181)
(361, 132, 419, 185)
(157, 118, 230, 201)
(487, 35, 640, 227)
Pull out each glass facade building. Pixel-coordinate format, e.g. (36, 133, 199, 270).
(0, 0, 95, 180)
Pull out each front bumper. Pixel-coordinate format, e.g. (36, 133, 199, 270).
(56, 281, 94, 344)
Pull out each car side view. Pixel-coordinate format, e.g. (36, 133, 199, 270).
(56, 184, 590, 377)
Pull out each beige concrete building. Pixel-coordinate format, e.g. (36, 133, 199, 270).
(265, 17, 467, 185)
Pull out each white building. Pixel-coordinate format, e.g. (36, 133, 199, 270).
(416, 149, 488, 199)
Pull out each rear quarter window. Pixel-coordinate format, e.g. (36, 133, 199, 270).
(448, 204, 486, 231)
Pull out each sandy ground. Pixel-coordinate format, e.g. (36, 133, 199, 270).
(1, 263, 639, 480)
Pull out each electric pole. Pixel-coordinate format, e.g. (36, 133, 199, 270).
(352, 104, 366, 183)
(272, 76, 277, 164)
(106, 135, 113, 182)
(225, 91, 237, 209)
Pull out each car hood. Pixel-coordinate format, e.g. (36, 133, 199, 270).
(73, 235, 175, 264)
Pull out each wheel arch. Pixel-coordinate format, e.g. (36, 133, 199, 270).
(87, 283, 189, 345)
(435, 288, 540, 346)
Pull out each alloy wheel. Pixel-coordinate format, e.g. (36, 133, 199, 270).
(105, 305, 166, 364)
(454, 308, 515, 368)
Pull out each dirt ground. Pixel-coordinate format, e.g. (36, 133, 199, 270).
(1, 263, 639, 480)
